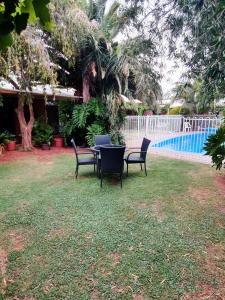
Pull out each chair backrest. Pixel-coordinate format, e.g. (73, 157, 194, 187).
(100, 146, 125, 174)
(95, 134, 111, 146)
(140, 137, 151, 160)
(71, 138, 78, 163)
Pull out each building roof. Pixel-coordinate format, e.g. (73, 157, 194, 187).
(0, 79, 82, 101)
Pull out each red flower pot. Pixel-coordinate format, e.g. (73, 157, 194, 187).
(54, 137, 63, 148)
(6, 141, 16, 151)
(41, 143, 50, 150)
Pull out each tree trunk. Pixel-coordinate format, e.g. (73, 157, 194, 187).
(16, 95, 34, 151)
(82, 75, 90, 103)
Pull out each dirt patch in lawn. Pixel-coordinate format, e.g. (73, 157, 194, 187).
(110, 252, 121, 267)
(137, 202, 148, 209)
(0, 147, 73, 163)
(16, 200, 30, 213)
(0, 248, 8, 287)
(184, 242, 225, 299)
(111, 284, 128, 294)
(132, 293, 145, 300)
(188, 187, 215, 205)
(214, 175, 225, 195)
(9, 230, 26, 252)
(43, 280, 55, 294)
(91, 289, 104, 300)
(204, 242, 225, 276)
(183, 282, 225, 299)
(33, 255, 48, 267)
(151, 200, 164, 221)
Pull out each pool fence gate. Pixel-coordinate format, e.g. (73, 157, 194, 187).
(122, 115, 223, 163)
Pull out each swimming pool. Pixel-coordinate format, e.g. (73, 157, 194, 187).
(152, 129, 217, 154)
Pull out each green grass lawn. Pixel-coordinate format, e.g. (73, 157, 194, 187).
(0, 154, 224, 299)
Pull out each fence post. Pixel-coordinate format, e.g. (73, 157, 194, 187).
(138, 115, 140, 138)
(145, 115, 149, 137)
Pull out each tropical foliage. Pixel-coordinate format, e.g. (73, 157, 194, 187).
(32, 120, 54, 146)
(58, 97, 125, 146)
(49, 0, 161, 144)
(0, 0, 52, 50)
(204, 124, 225, 170)
(153, 0, 225, 102)
(0, 0, 162, 150)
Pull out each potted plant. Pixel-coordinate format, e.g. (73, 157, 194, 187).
(0, 131, 16, 151)
(0, 131, 6, 155)
(32, 121, 53, 150)
(53, 135, 63, 148)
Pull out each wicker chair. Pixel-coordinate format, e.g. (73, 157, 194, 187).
(71, 139, 96, 179)
(124, 137, 151, 176)
(99, 146, 125, 188)
(94, 134, 111, 146)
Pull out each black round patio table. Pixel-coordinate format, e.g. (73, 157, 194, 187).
(90, 144, 128, 178)
(90, 144, 126, 153)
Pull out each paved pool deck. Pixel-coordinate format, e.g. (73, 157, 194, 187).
(124, 130, 212, 165)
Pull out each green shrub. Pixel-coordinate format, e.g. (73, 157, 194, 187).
(58, 97, 125, 146)
(110, 129, 125, 145)
(59, 98, 109, 145)
(204, 125, 225, 170)
(86, 123, 105, 146)
(32, 121, 53, 146)
(169, 106, 191, 115)
(0, 131, 15, 144)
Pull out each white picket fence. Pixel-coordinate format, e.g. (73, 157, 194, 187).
(122, 115, 223, 163)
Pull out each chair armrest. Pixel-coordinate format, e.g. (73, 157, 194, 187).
(126, 151, 146, 160)
(77, 152, 95, 155)
(128, 147, 141, 150)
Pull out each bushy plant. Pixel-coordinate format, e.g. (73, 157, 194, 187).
(58, 97, 125, 146)
(32, 121, 53, 146)
(58, 98, 109, 146)
(86, 123, 105, 146)
(204, 125, 225, 170)
(168, 106, 191, 115)
(110, 129, 125, 145)
(160, 104, 169, 114)
(0, 131, 15, 144)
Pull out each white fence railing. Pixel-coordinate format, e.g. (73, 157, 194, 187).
(122, 115, 223, 161)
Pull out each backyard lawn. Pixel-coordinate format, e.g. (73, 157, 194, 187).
(0, 153, 224, 299)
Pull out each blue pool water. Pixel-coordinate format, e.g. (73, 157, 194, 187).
(152, 128, 217, 154)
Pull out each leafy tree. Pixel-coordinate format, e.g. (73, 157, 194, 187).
(0, 29, 56, 150)
(155, 0, 225, 101)
(0, 0, 51, 51)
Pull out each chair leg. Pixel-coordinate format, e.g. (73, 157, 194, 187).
(75, 165, 79, 179)
(140, 163, 143, 170)
(120, 173, 123, 188)
(126, 163, 128, 176)
(144, 162, 147, 176)
(94, 163, 96, 173)
(97, 159, 100, 178)
(100, 172, 103, 188)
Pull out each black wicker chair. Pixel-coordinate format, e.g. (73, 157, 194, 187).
(94, 135, 111, 177)
(99, 146, 125, 188)
(71, 139, 96, 179)
(124, 137, 151, 176)
(94, 134, 111, 146)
